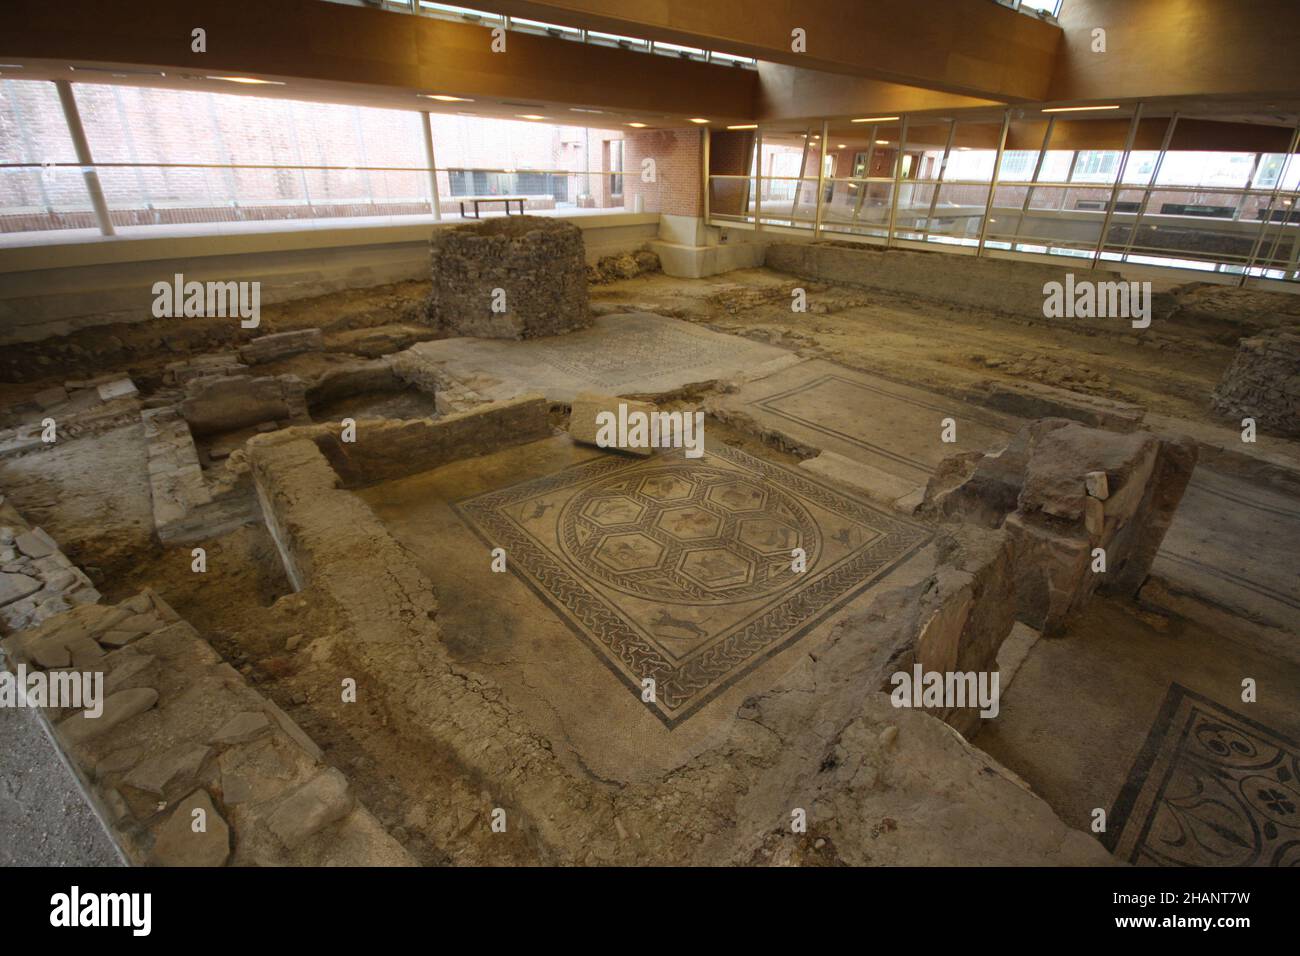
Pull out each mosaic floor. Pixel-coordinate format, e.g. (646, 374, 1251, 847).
(1107, 683, 1300, 867)
(456, 445, 930, 725)
(405, 313, 790, 403)
(1152, 468, 1300, 637)
(718, 359, 1019, 482)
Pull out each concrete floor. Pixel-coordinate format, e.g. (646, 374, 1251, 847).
(0, 704, 121, 867)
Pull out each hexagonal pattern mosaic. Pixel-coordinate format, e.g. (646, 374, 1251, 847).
(456, 445, 930, 726)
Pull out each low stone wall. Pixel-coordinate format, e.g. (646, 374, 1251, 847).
(965, 380, 1146, 433)
(0, 497, 101, 631)
(141, 407, 260, 545)
(0, 376, 141, 460)
(1211, 327, 1300, 438)
(249, 394, 552, 490)
(0, 494, 408, 866)
(0, 588, 412, 866)
(925, 418, 1196, 635)
(424, 216, 591, 339)
(765, 241, 1175, 328)
(304, 358, 404, 410)
(238, 329, 323, 365)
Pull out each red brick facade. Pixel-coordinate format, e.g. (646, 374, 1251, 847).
(623, 128, 703, 217)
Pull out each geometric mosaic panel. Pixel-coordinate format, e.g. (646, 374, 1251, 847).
(1107, 683, 1300, 866)
(456, 445, 930, 726)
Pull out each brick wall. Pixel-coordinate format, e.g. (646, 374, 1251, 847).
(623, 128, 702, 217)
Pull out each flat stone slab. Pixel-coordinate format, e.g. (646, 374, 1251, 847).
(0, 571, 41, 606)
(15, 527, 58, 559)
(456, 443, 930, 726)
(715, 358, 1021, 483)
(266, 768, 354, 849)
(569, 393, 657, 456)
(150, 789, 230, 867)
(403, 313, 789, 403)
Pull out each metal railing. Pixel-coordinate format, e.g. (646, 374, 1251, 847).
(708, 108, 1300, 284)
(0, 159, 636, 234)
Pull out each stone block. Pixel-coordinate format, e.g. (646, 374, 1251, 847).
(265, 768, 354, 849)
(238, 329, 323, 365)
(934, 418, 1197, 633)
(0, 570, 40, 606)
(149, 789, 230, 867)
(424, 216, 591, 339)
(34, 385, 68, 409)
(1005, 512, 1092, 635)
(1084, 495, 1105, 537)
(1085, 470, 1109, 499)
(1102, 436, 1198, 599)
(180, 374, 308, 436)
(59, 687, 159, 745)
(1211, 327, 1300, 437)
(210, 711, 271, 745)
(96, 378, 138, 402)
(14, 527, 58, 559)
(1019, 424, 1157, 522)
(568, 393, 656, 456)
(125, 744, 212, 797)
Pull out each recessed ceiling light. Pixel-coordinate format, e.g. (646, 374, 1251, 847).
(206, 76, 284, 85)
(837, 144, 847, 148)
(517, 114, 546, 120)
(875, 139, 889, 145)
(727, 124, 758, 130)
(852, 116, 899, 123)
(627, 122, 647, 128)
(689, 118, 710, 124)
(421, 94, 473, 102)
(1041, 104, 1120, 113)
(71, 65, 165, 77)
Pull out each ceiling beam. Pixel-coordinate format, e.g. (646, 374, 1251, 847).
(0, 0, 759, 126)
(472, 0, 1062, 101)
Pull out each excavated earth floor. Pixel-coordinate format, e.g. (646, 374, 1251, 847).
(2, 264, 1297, 866)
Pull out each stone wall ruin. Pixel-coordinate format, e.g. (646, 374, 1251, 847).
(1212, 327, 1300, 438)
(424, 216, 591, 340)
